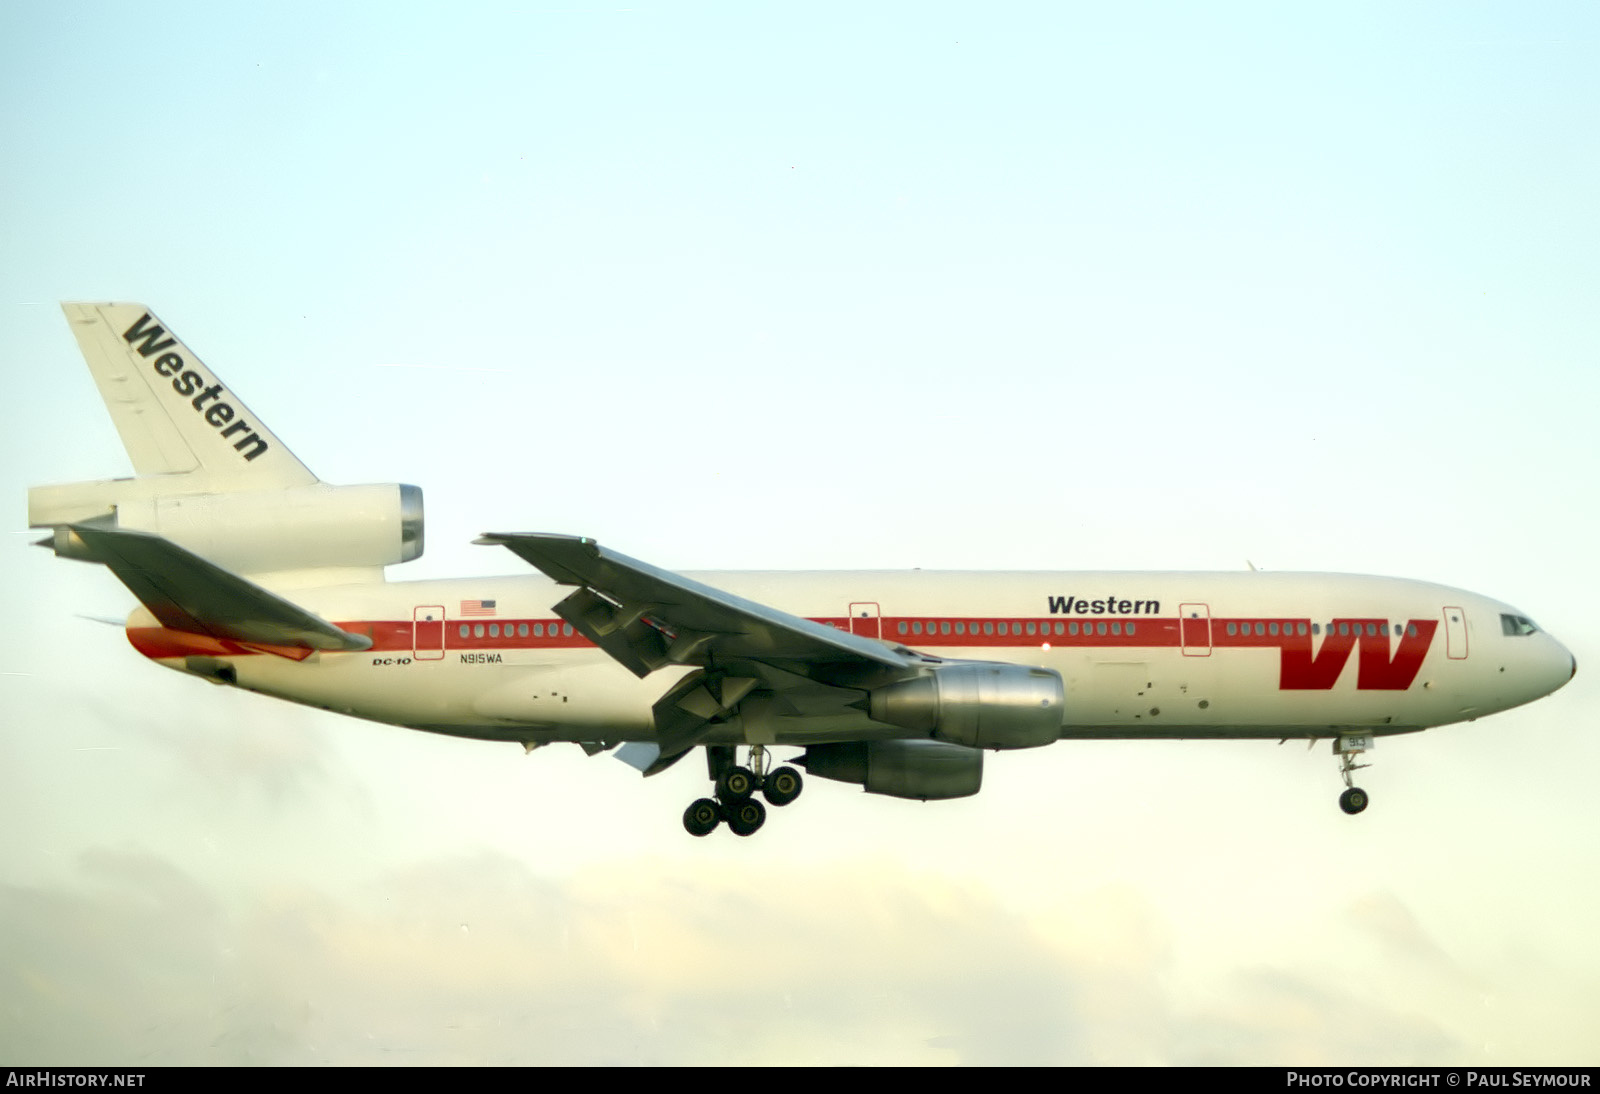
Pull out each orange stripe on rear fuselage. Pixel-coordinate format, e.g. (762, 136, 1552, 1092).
(128, 627, 320, 661)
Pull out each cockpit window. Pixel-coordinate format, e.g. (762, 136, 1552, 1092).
(1501, 614, 1540, 637)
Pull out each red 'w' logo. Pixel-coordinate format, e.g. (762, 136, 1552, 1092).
(1279, 620, 1437, 690)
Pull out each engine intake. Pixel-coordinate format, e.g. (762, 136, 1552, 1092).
(870, 662, 1064, 749)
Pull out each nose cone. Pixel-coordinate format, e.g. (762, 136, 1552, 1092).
(1473, 599, 1574, 716)
(1494, 632, 1574, 715)
(1543, 634, 1577, 698)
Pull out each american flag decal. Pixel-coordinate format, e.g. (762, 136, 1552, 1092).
(460, 599, 497, 617)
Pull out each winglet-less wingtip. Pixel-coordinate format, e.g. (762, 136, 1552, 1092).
(475, 533, 603, 588)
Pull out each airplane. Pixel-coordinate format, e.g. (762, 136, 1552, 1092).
(28, 302, 1577, 836)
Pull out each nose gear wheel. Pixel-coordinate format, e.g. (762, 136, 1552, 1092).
(1333, 735, 1372, 816)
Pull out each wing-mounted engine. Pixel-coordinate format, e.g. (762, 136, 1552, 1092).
(868, 662, 1065, 749)
(478, 532, 1072, 834)
(797, 739, 983, 800)
(30, 479, 424, 576)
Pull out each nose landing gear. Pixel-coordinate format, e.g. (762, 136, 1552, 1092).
(1335, 735, 1372, 815)
(681, 744, 805, 837)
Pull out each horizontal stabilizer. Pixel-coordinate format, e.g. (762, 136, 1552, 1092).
(73, 524, 371, 653)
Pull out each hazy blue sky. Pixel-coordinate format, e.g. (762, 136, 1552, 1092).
(3, 1, 1597, 1065)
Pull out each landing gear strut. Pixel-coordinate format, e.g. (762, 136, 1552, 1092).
(1334, 735, 1372, 815)
(680, 744, 805, 837)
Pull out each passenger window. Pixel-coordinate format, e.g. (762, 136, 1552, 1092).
(1026, 622, 1037, 636)
(1054, 622, 1064, 636)
(474, 624, 484, 638)
(519, 624, 529, 637)
(983, 622, 994, 636)
(563, 624, 573, 637)
(1407, 624, 1417, 638)
(1127, 622, 1136, 636)
(1068, 623, 1079, 636)
(1111, 622, 1121, 636)
(459, 624, 469, 638)
(1227, 623, 1237, 636)
(940, 622, 951, 635)
(1096, 622, 1107, 636)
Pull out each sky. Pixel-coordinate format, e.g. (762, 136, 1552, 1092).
(2, 0, 1598, 1066)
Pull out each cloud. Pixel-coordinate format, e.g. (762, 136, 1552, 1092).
(0, 847, 1506, 1066)
(1347, 890, 1473, 985)
(74, 683, 341, 811)
(1178, 965, 1460, 1066)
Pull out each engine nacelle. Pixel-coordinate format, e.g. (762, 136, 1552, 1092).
(796, 739, 983, 800)
(30, 479, 424, 575)
(869, 663, 1065, 749)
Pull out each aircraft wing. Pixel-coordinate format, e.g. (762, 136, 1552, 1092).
(73, 524, 372, 654)
(478, 532, 930, 770)
(476, 532, 919, 683)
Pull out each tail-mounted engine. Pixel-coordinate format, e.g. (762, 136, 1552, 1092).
(30, 479, 424, 575)
(869, 662, 1065, 749)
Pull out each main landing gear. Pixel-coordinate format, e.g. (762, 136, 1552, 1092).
(1334, 735, 1372, 815)
(682, 744, 804, 837)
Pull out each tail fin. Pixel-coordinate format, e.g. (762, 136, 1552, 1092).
(33, 303, 424, 580)
(62, 302, 316, 487)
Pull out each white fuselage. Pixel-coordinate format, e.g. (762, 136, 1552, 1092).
(38, 302, 1576, 830)
(125, 569, 1575, 748)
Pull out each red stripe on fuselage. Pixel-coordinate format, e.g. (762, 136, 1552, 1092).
(128, 614, 1439, 690)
